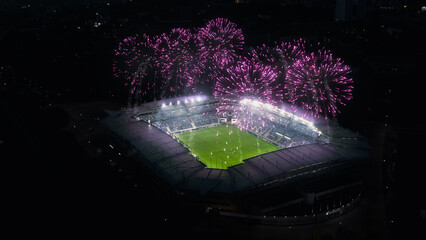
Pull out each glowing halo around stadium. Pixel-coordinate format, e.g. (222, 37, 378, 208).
(238, 98, 322, 136)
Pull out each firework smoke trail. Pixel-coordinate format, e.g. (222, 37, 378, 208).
(284, 49, 353, 119)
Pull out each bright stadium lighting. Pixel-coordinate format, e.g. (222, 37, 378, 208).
(239, 99, 322, 135)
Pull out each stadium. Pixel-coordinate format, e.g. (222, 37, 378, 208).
(101, 94, 368, 224)
(105, 18, 369, 224)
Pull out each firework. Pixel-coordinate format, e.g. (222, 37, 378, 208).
(214, 57, 281, 115)
(197, 18, 244, 84)
(113, 18, 245, 100)
(152, 28, 198, 96)
(113, 19, 354, 119)
(284, 49, 353, 118)
(113, 34, 160, 102)
(249, 44, 285, 76)
(198, 18, 244, 66)
(248, 40, 311, 102)
(276, 39, 309, 69)
(172, 28, 205, 90)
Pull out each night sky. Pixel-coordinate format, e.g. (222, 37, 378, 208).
(2, 0, 426, 239)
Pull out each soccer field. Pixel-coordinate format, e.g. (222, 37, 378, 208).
(176, 125, 281, 169)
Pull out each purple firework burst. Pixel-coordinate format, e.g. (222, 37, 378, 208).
(113, 34, 157, 102)
(276, 39, 309, 69)
(284, 50, 353, 119)
(198, 18, 244, 71)
(214, 57, 282, 114)
(113, 19, 355, 119)
(248, 40, 311, 102)
(249, 44, 286, 76)
(152, 28, 198, 96)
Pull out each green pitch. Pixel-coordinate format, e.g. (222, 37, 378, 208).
(176, 124, 280, 169)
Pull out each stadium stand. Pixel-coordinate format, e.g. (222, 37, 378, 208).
(134, 96, 327, 150)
